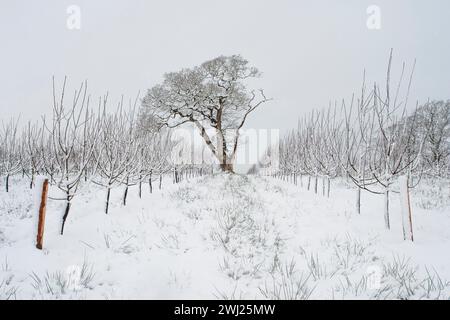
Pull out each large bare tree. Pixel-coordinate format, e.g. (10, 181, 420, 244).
(140, 55, 270, 173)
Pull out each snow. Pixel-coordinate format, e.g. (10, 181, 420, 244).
(0, 174, 449, 299)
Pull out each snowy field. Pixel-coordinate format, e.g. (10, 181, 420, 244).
(0, 174, 450, 300)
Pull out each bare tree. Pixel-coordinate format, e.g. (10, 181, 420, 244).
(93, 97, 139, 213)
(117, 104, 141, 207)
(275, 51, 426, 233)
(42, 77, 99, 235)
(0, 118, 22, 192)
(22, 121, 43, 189)
(137, 112, 174, 193)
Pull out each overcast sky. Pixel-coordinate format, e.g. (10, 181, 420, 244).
(1, 0, 449, 134)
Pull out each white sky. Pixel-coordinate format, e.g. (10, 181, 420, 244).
(1, 0, 449, 135)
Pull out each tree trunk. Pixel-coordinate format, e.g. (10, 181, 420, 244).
(30, 169, 35, 189)
(138, 173, 142, 198)
(60, 197, 71, 235)
(327, 178, 331, 198)
(123, 185, 129, 206)
(105, 186, 111, 214)
(159, 174, 162, 190)
(5, 174, 9, 193)
(384, 188, 390, 229)
(356, 188, 361, 215)
(149, 171, 153, 194)
(307, 176, 311, 190)
(219, 162, 234, 173)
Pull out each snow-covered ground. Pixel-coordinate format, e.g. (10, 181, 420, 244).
(1, 174, 449, 299)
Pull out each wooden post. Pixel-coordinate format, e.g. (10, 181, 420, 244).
(36, 179, 49, 250)
(400, 176, 414, 241)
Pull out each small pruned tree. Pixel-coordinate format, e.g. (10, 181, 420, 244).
(345, 50, 423, 229)
(93, 96, 140, 213)
(140, 55, 271, 173)
(0, 118, 22, 192)
(22, 121, 43, 189)
(42, 77, 99, 235)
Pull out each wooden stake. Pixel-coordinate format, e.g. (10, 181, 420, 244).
(36, 179, 49, 250)
(400, 176, 414, 241)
